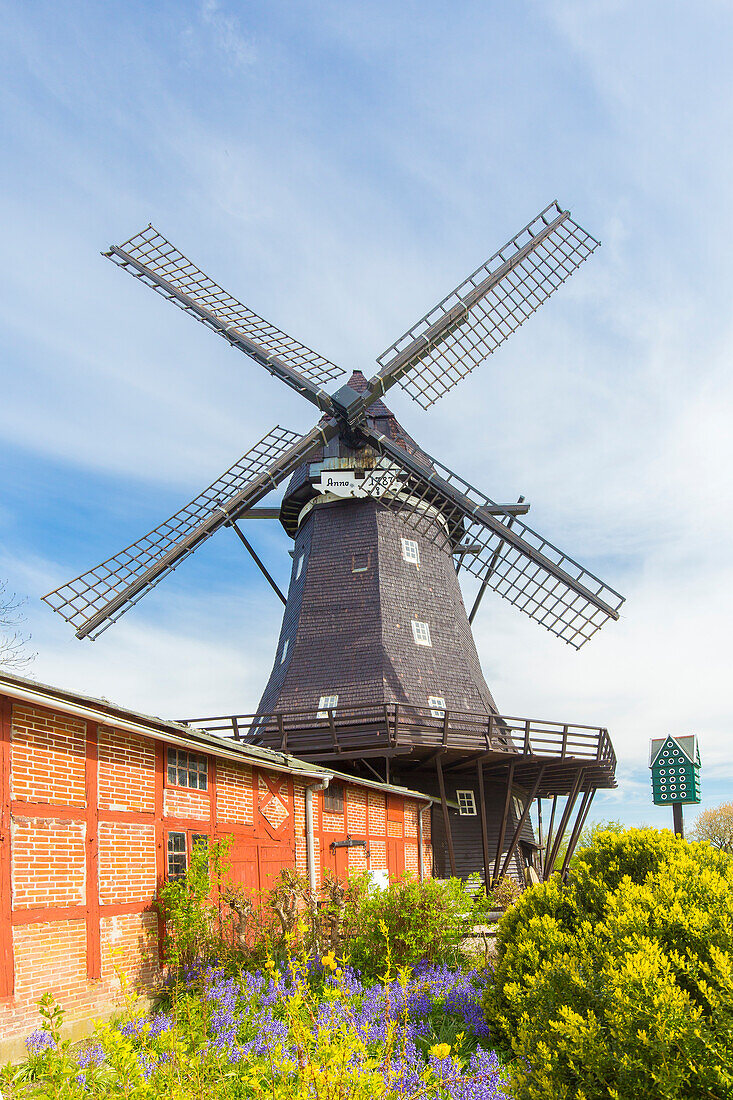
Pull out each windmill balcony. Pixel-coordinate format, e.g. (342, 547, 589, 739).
(181, 703, 617, 796)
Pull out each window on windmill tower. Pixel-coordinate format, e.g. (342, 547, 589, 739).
(456, 790, 477, 816)
(295, 554, 304, 580)
(167, 747, 208, 790)
(412, 620, 432, 646)
(324, 782, 345, 814)
(428, 695, 446, 718)
(401, 538, 420, 565)
(280, 638, 289, 664)
(318, 694, 339, 717)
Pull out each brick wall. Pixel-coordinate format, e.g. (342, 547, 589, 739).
(163, 787, 210, 821)
(98, 822, 157, 905)
(217, 761, 253, 824)
(11, 706, 86, 806)
(98, 729, 155, 813)
(11, 818, 86, 909)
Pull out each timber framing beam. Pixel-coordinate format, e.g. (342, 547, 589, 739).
(493, 761, 515, 883)
(435, 755, 456, 877)
(498, 765, 546, 880)
(544, 769, 586, 877)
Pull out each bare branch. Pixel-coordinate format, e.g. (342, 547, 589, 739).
(0, 580, 37, 672)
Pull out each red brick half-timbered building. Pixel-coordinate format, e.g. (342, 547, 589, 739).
(0, 673, 432, 1058)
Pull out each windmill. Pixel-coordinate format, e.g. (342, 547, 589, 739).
(43, 201, 624, 885)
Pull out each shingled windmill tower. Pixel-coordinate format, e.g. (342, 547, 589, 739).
(43, 203, 624, 885)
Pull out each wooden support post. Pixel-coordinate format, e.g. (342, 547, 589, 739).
(492, 761, 515, 883)
(499, 765, 546, 879)
(545, 769, 585, 876)
(537, 797, 544, 851)
(543, 793, 559, 880)
(476, 762, 492, 895)
(277, 713, 286, 752)
(0, 696, 14, 999)
(85, 721, 101, 980)
(673, 802, 684, 838)
(435, 755, 456, 877)
(560, 788, 595, 879)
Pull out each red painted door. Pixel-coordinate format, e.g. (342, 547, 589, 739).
(387, 838, 404, 881)
(228, 840, 260, 895)
(326, 841, 348, 882)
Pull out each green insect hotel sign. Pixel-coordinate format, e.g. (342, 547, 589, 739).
(649, 734, 701, 837)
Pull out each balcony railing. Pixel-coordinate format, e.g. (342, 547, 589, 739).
(181, 702, 615, 769)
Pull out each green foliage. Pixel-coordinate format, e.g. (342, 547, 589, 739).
(467, 874, 523, 919)
(344, 875, 472, 977)
(550, 817, 626, 873)
(483, 827, 733, 1099)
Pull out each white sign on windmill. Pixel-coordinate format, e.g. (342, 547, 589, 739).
(312, 465, 401, 499)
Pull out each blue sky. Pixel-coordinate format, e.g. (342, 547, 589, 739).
(1, 0, 732, 832)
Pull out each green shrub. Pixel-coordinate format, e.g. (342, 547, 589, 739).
(344, 875, 472, 977)
(483, 828, 733, 1099)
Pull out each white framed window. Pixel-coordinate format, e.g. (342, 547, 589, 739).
(318, 694, 339, 717)
(280, 638, 289, 664)
(456, 790, 477, 816)
(295, 554, 304, 580)
(411, 620, 432, 647)
(428, 695, 446, 718)
(401, 538, 420, 565)
(167, 748, 208, 791)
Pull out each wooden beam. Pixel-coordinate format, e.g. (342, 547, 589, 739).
(492, 760, 515, 882)
(545, 769, 585, 876)
(0, 696, 14, 999)
(542, 794, 559, 880)
(560, 788, 595, 879)
(84, 722, 101, 980)
(435, 755, 456, 877)
(476, 762, 492, 895)
(228, 520, 287, 605)
(499, 765, 546, 880)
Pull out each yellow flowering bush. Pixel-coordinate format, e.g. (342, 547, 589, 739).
(483, 828, 733, 1099)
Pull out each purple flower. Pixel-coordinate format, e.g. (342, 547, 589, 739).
(26, 1030, 55, 1055)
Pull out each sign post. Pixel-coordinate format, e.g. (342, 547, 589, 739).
(649, 735, 701, 837)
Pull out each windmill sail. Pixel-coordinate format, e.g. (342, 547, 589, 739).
(373, 201, 599, 409)
(42, 426, 329, 639)
(105, 225, 343, 405)
(366, 428, 623, 648)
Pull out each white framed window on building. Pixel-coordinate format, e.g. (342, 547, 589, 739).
(318, 694, 339, 717)
(456, 790, 477, 816)
(401, 538, 420, 565)
(167, 747, 208, 791)
(428, 695, 446, 718)
(295, 554, 304, 580)
(411, 620, 432, 646)
(280, 638, 290, 664)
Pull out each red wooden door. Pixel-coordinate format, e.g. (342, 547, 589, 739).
(228, 840, 260, 895)
(387, 838, 404, 881)
(326, 841, 348, 882)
